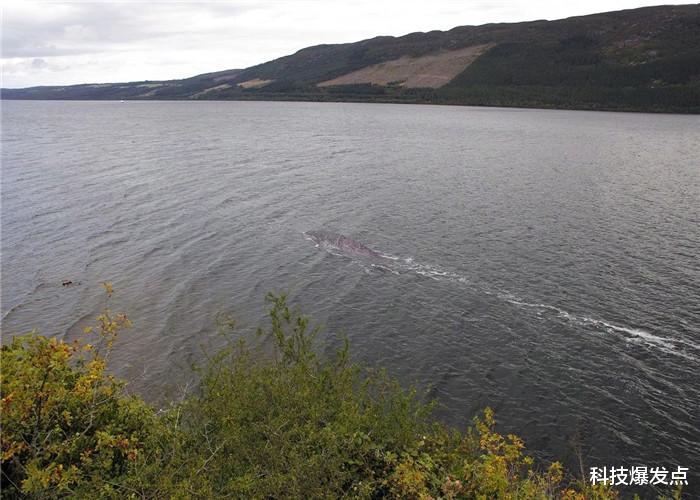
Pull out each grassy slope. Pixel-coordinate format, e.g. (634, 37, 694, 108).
(2, 5, 699, 112)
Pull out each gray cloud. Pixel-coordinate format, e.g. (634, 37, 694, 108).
(2, 2, 257, 58)
(31, 57, 49, 69)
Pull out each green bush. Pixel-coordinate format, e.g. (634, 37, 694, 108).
(1, 285, 159, 498)
(0, 289, 636, 498)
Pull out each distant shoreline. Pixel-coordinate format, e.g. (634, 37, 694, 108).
(2, 96, 698, 115)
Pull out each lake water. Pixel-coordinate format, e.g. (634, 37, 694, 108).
(2, 100, 699, 492)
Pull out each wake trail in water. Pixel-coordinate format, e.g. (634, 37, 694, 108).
(494, 293, 698, 361)
(308, 236, 698, 361)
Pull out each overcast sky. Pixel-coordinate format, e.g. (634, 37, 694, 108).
(1, 1, 696, 88)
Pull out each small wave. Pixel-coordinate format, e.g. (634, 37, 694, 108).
(143, 245, 165, 260)
(370, 263, 400, 274)
(91, 236, 130, 253)
(398, 259, 471, 285)
(378, 252, 400, 261)
(2, 302, 24, 323)
(31, 208, 63, 220)
(497, 293, 698, 360)
(306, 235, 696, 360)
(2, 280, 51, 323)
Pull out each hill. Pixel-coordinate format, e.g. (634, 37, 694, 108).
(3, 4, 700, 112)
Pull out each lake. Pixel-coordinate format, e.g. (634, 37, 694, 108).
(2, 100, 699, 492)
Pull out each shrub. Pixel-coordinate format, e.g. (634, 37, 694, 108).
(0, 289, 631, 498)
(1, 285, 158, 498)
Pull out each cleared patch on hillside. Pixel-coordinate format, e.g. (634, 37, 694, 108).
(191, 83, 232, 98)
(318, 44, 494, 88)
(238, 79, 273, 89)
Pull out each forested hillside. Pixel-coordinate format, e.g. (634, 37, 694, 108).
(3, 5, 699, 112)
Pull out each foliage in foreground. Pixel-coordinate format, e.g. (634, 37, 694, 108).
(0, 289, 641, 498)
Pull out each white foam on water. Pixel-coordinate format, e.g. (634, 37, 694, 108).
(497, 292, 698, 361)
(370, 263, 400, 274)
(306, 235, 697, 361)
(378, 252, 401, 261)
(399, 259, 472, 285)
(417, 266, 697, 361)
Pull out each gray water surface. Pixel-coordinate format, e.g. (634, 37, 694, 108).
(2, 101, 699, 490)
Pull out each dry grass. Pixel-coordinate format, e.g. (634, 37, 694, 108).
(318, 44, 493, 89)
(191, 83, 232, 98)
(237, 78, 273, 89)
